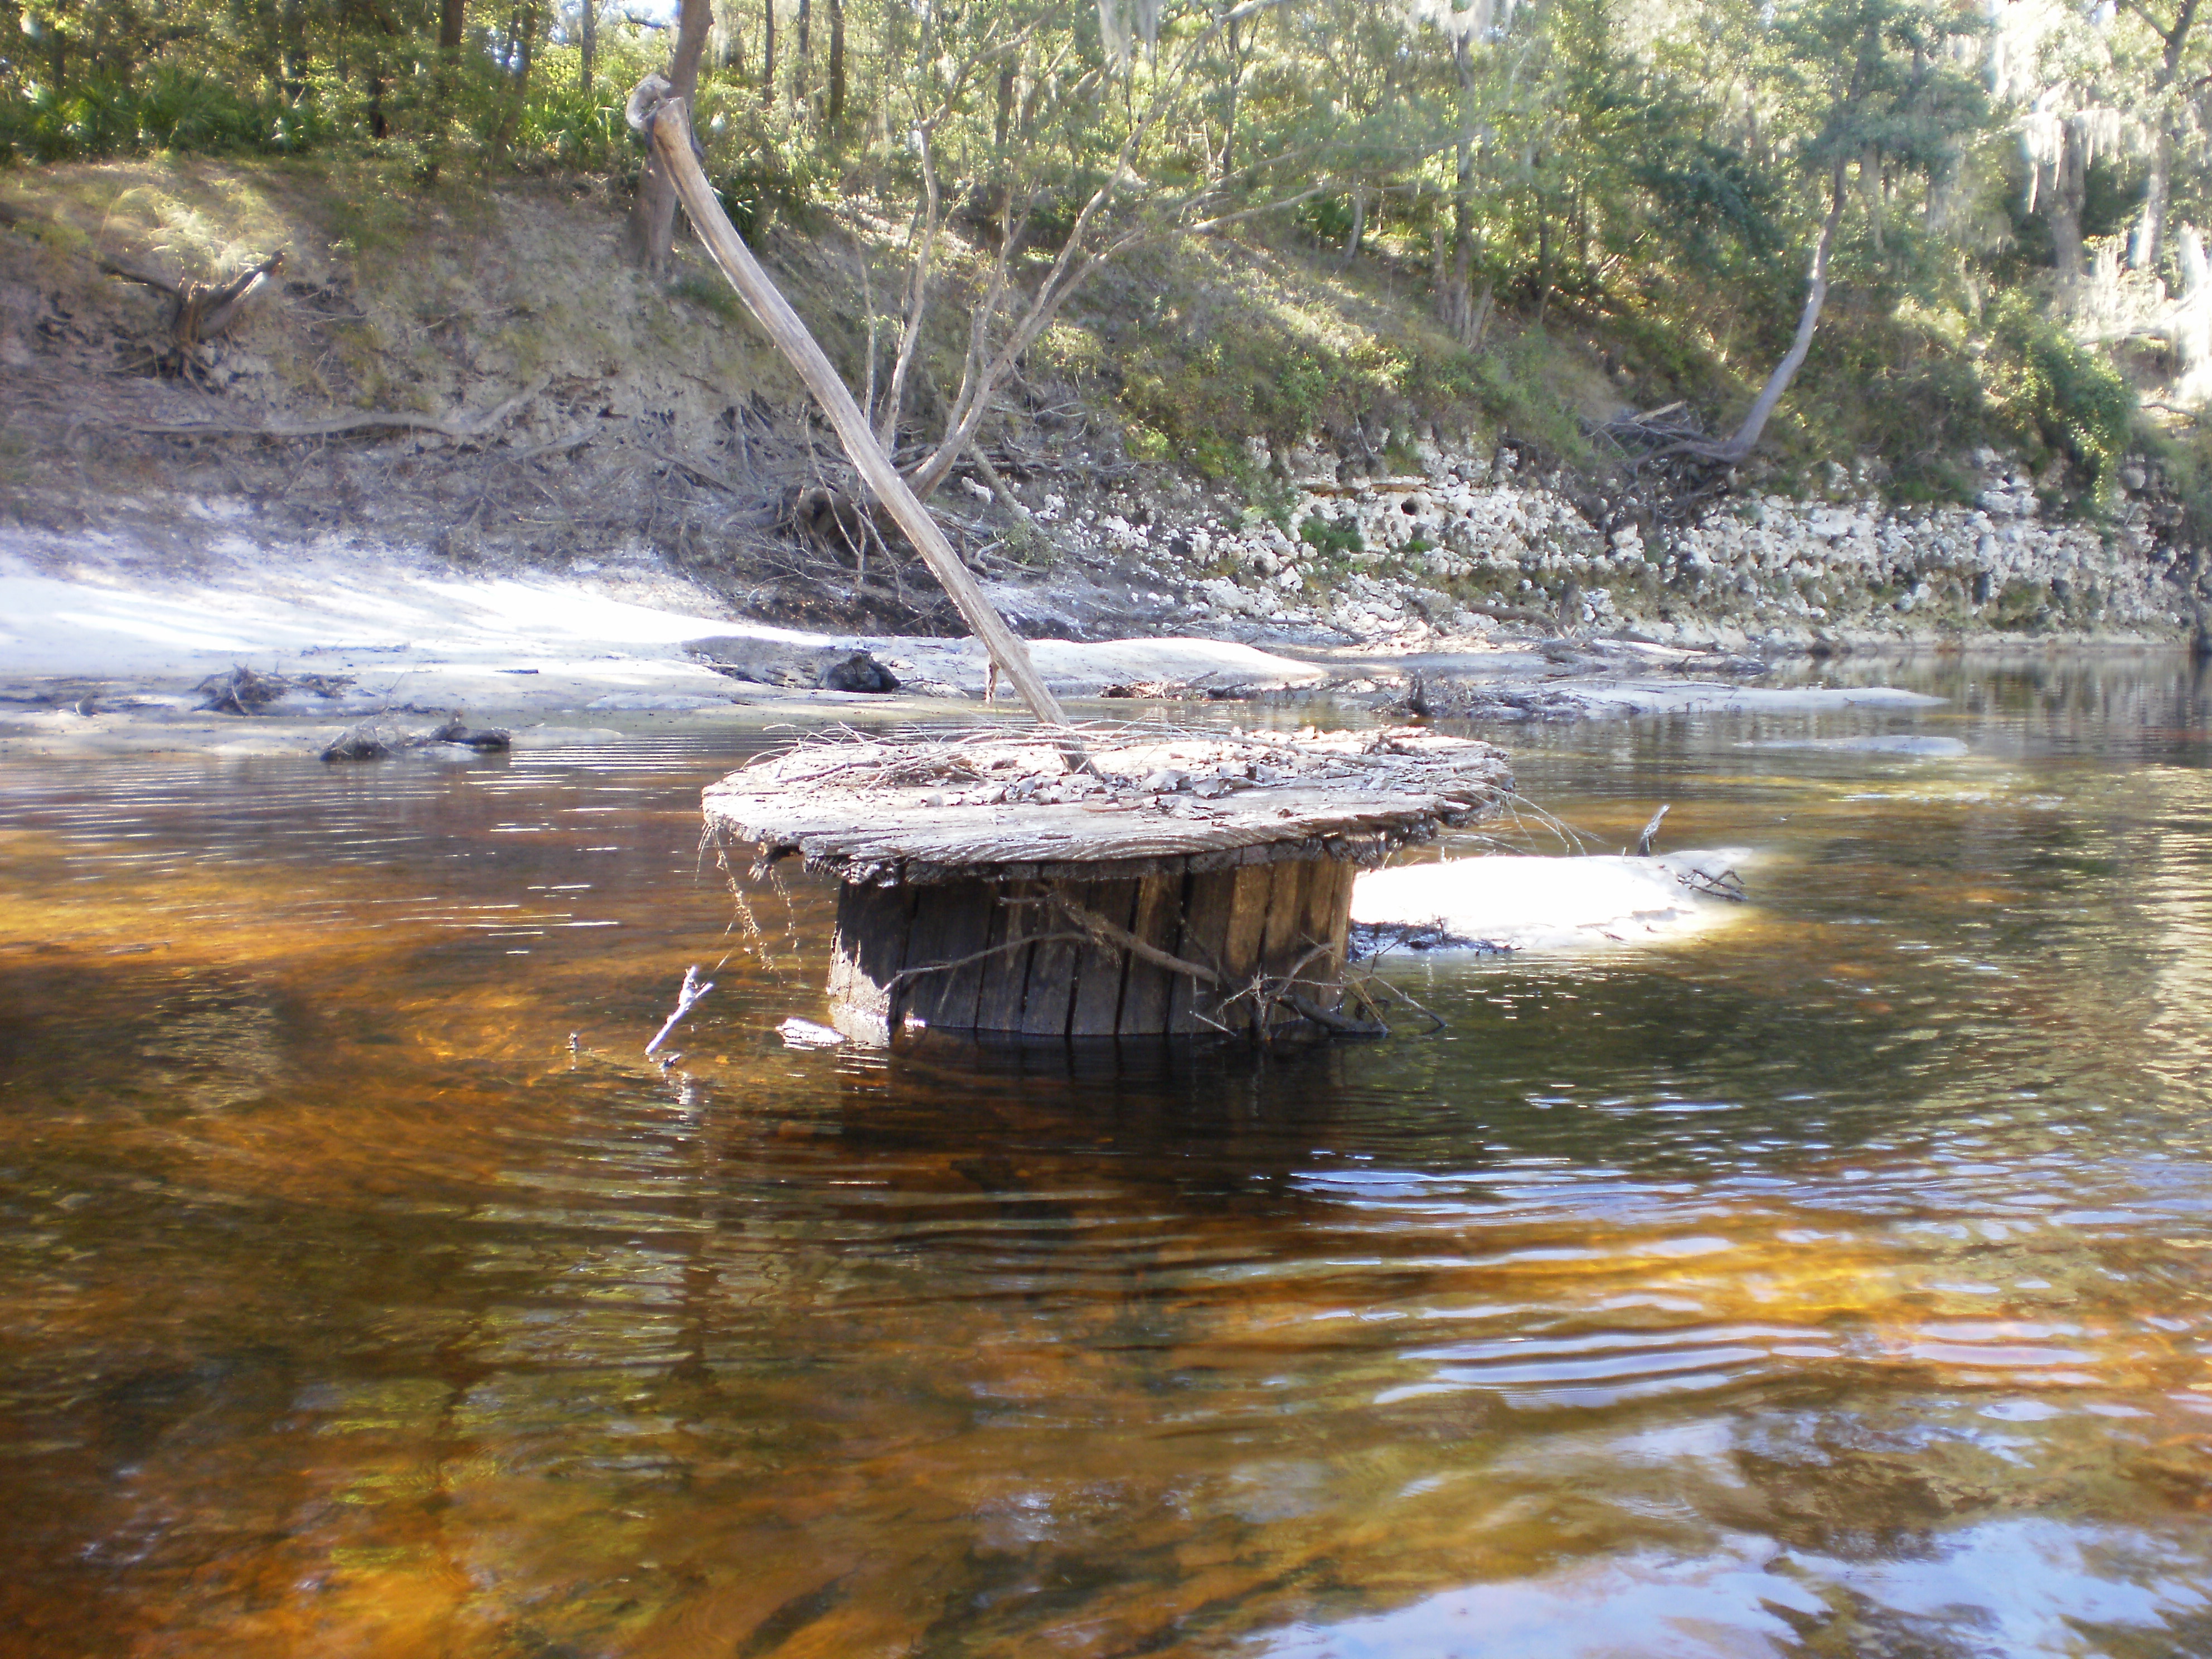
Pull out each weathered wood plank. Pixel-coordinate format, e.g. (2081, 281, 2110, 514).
(1300, 858, 1355, 1010)
(901, 878, 992, 1032)
(827, 881, 916, 1042)
(1167, 868, 1238, 1033)
(1259, 857, 1309, 972)
(1068, 876, 1141, 1037)
(1119, 872, 1183, 1036)
(972, 884, 1037, 1034)
(1220, 862, 1276, 992)
(704, 784, 1483, 883)
(1019, 880, 1084, 1037)
(1255, 858, 1311, 1027)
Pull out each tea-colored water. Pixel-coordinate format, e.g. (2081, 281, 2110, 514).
(3, 657, 2211, 1657)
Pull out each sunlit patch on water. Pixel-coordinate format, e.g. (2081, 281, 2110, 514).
(3, 659, 2212, 1655)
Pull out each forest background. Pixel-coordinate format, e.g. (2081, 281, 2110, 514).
(4, 0, 2211, 624)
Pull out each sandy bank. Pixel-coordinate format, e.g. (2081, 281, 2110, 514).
(0, 545, 1980, 761)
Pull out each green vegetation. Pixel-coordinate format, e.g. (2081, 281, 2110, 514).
(8, 0, 2212, 503)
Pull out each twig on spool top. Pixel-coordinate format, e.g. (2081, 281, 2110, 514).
(646, 963, 715, 1055)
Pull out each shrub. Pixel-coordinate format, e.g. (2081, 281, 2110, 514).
(1983, 294, 2133, 502)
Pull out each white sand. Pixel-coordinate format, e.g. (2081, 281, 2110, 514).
(1352, 848, 1755, 953)
(0, 547, 1323, 755)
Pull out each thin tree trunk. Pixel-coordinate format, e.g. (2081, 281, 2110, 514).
(2135, 133, 2170, 274)
(624, 0, 715, 271)
(1443, 32, 1476, 342)
(2137, 0, 2199, 274)
(878, 126, 941, 451)
(761, 0, 775, 106)
(1341, 186, 1366, 268)
(1535, 195, 1551, 325)
(1864, 144, 1883, 255)
(2050, 122, 2086, 284)
(580, 0, 596, 92)
(795, 0, 809, 105)
(1217, 15, 1242, 176)
(1706, 159, 1849, 463)
(637, 89, 1076, 735)
(827, 0, 844, 122)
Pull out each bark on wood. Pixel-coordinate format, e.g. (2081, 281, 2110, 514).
(625, 0, 715, 274)
(99, 249, 286, 373)
(1655, 161, 1847, 468)
(633, 84, 1073, 736)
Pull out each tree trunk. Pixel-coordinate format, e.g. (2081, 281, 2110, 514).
(1535, 195, 1551, 326)
(1341, 186, 1366, 268)
(1705, 160, 1849, 464)
(580, 0, 596, 92)
(638, 89, 1076, 736)
(279, 0, 305, 99)
(2135, 132, 2171, 276)
(761, 0, 775, 106)
(2050, 121, 2086, 285)
(2138, 0, 2199, 275)
(1217, 15, 1242, 177)
(827, 0, 844, 122)
(517, 0, 536, 82)
(795, 0, 809, 105)
(624, 0, 715, 273)
(1440, 32, 1477, 342)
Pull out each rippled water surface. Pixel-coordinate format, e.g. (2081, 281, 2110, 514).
(5, 654, 2212, 1658)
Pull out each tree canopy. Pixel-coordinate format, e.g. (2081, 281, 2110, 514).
(4, 0, 2201, 492)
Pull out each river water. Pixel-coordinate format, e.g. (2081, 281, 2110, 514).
(3, 653, 2210, 1658)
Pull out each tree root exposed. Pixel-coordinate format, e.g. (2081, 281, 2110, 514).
(125, 380, 546, 443)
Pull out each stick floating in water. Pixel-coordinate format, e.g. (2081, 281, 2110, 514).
(646, 964, 715, 1056)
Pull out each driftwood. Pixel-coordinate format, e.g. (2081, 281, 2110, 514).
(99, 249, 286, 381)
(627, 77, 1074, 743)
(646, 963, 715, 1055)
(321, 715, 511, 763)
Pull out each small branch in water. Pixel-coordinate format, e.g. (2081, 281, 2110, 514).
(1633, 804, 1670, 857)
(646, 963, 715, 1055)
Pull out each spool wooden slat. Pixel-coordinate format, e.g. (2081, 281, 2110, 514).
(1118, 871, 1185, 1036)
(710, 725, 1511, 1042)
(828, 881, 917, 1042)
(903, 879, 991, 1031)
(1068, 877, 1141, 1036)
(1018, 880, 1084, 1036)
(1166, 867, 1240, 1034)
(972, 883, 1037, 1034)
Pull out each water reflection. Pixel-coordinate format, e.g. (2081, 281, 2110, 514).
(2, 661, 2211, 1656)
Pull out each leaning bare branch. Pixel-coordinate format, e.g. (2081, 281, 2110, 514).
(646, 963, 716, 1055)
